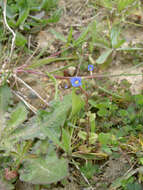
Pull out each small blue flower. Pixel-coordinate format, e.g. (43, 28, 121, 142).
(64, 84, 68, 89)
(70, 77, 82, 87)
(88, 65, 94, 71)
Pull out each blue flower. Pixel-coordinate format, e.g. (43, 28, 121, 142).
(64, 84, 68, 89)
(88, 65, 94, 71)
(70, 77, 82, 87)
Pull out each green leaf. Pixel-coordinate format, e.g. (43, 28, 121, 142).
(98, 133, 113, 145)
(19, 155, 68, 184)
(117, 0, 134, 12)
(78, 131, 87, 140)
(134, 94, 143, 105)
(7, 104, 28, 132)
(97, 108, 109, 117)
(0, 85, 12, 132)
(47, 8, 62, 23)
(10, 116, 46, 141)
(61, 128, 71, 154)
(15, 32, 27, 47)
(96, 49, 113, 64)
(40, 95, 72, 143)
(50, 29, 67, 43)
(126, 183, 142, 190)
(78, 131, 98, 144)
(29, 57, 77, 69)
(67, 26, 73, 44)
(89, 112, 96, 132)
(42, 0, 58, 12)
(71, 90, 85, 117)
(80, 162, 99, 180)
(110, 26, 122, 48)
(73, 25, 90, 46)
(0, 84, 12, 113)
(16, 8, 29, 27)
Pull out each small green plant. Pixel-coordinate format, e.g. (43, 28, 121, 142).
(0, 0, 60, 47)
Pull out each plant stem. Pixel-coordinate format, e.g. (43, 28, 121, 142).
(79, 86, 90, 145)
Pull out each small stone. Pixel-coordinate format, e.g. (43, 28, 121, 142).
(67, 66, 76, 76)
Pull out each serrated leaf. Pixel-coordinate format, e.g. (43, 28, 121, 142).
(96, 49, 113, 64)
(19, 155, 68, 184)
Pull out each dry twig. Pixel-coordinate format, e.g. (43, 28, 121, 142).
(13, 75, 50, 107)
(12, 90, 37, 114)
(3, 0, 16, 60)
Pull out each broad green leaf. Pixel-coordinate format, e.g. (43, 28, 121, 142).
(96, 49, 113, 64)
(9, 116, 46, 141)
(7, 104, 28, 132)
(40, 127, 61, 147)
(50, 29, 67, 43)
(19, 155, 68, 184)
(98, 133, 113, 145)
(0, 84, 12, 113)
(134, 94, 143, 105)
(40, 95, 72, 142)
(71, 90, 84, 117)
(126, 183, 142, 190)
(0, 84, 12, 132)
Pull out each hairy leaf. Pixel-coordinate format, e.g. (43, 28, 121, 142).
(40, 94, 72, 142)
(7, 103, 28, 133)
(19, 155, 68, 184)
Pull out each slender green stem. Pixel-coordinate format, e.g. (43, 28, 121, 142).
(46, 72, 58, 100)
(98, 86, 123, 99)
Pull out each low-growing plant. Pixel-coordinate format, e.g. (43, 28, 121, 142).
(0, 0, 61, 47)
